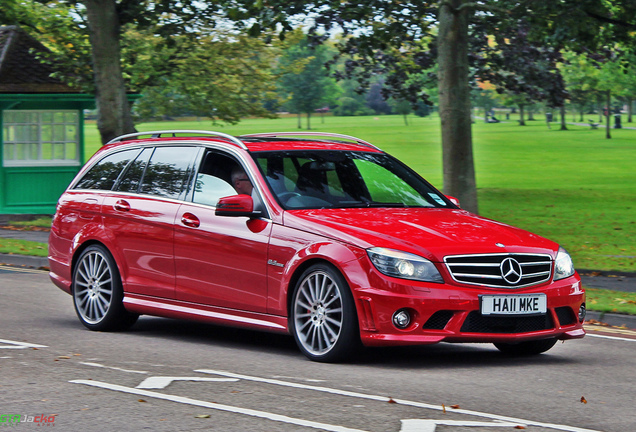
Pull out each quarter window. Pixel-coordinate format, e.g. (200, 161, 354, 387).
(74, 149, 137, 190)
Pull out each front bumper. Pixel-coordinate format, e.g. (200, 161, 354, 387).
(354, 275, 585, 347)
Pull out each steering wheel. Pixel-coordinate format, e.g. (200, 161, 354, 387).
(277, 192, 301, 204)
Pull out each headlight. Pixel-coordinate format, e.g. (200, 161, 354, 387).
(367, 247, 443, 283)
(554, 247, 575, 280)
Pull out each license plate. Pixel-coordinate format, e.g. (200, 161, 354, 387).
(480, 294, 547, 316)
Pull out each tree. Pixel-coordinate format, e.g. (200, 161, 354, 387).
(1, 1, 292, 143)
(366, 81, 392, 115)
(332, 77, 373, 116)
(278, 36, 340, 129)
(390, 98, 412, 125)
(2, 1, 228, 143)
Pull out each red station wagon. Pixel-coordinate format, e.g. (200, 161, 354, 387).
(49, 131, 586, 362)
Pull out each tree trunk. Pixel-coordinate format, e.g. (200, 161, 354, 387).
(560, 105, 567, 130)
(403, 114, 408, 126)
(297, 113, 301, 129)
(306, 112, 311, 130)
(438, 0, 478, 214)
(606, 90, 611, 139)
(518, 104, 525, 125)
(83, 0, 136, 144)
(628, 98, 633, 123)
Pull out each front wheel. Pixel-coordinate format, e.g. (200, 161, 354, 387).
(72, 244, 138, 331)
(290, 264, 360, 362)
(494, 338, 558, 356)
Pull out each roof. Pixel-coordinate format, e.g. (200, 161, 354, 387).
(104, 131, 384, 153)
(0, 25, 78, 93)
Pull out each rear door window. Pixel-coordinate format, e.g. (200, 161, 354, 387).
(139, 146, 199, 199)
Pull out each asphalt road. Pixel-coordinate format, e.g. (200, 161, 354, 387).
(2, 267, 635, 432)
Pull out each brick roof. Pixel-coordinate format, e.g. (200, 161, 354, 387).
(0, 25, 78, 93)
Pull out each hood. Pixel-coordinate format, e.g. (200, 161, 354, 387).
(283, 208, 558, 262)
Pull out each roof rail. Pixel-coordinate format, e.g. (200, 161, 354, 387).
(106, 130, 248, 150)
(239, 132, 381, 151)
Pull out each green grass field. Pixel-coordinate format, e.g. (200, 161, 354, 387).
(83, 113, 635, 273)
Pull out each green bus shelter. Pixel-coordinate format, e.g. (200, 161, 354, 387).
(0, 26, 95, 215)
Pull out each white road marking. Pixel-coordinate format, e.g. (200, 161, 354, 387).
(70, 379, 368, 432)
(0, 338, 47, 349)
(196, 369, 601, 432)
(272, 375, 326, 383)
(586, 333, 636, 342)
(136, 376, 239, 389)
(80, 362, 149, 374)
(400, 419, 524, 432)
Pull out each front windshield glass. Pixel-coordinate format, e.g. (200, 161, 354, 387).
(252, 150, 453, 210)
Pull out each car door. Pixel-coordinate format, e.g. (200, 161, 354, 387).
(174, 150, 272, 313)
(101, 145, 199, 300)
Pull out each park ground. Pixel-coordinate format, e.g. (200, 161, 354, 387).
(82, 112, 632, 274)
(1, 113, 634, 317)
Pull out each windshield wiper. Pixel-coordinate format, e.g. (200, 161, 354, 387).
(333, 201, 407, 209)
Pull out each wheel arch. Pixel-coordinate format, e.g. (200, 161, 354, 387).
(281, 240, 368, 315)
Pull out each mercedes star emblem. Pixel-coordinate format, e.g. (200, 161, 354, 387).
(500, 257, 523, 284)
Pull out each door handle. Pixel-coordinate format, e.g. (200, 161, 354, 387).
(114, 200, 130, 212)
(181, 212, 200, 228)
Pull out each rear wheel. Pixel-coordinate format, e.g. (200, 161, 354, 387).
(290, 264, 360, 362)
(72, 244, 138, 331)
(494, 338, 558, 356)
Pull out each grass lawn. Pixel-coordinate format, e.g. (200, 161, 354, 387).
(7, 217, 52, 229)
(0, 238, 48, 257)
(83, 113, 634, 273)
(586, 288, 636, 316)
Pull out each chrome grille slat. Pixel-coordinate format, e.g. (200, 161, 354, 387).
(453, 273, 503, 280)
(444, 253, 553, 288)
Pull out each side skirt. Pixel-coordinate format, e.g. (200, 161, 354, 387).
(123, 294, 289, 334)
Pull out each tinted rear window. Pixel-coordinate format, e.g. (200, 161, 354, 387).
(139, 146, 199, 199)
(74, 149, 137, 190)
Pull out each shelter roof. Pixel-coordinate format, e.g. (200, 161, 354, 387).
(0, 25, 78, 94)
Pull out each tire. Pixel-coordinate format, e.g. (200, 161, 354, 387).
(72, 244, 138, 331)
(290, 264, 360, 362)
(494, 338, 558, 356)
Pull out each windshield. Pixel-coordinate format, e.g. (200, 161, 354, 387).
(252, 150, 454, 210)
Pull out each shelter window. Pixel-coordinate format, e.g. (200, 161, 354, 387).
(2, 110, 80, 167)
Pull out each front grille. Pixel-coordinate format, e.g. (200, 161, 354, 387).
(444, 253, 552, 288)
(423, 311, 454, 330)
(461, 311, 554, 334)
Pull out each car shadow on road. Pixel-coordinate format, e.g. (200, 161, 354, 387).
(128, 316, 301, 357)
(123, 316, 582, 368)
(351, 343, 581, 369)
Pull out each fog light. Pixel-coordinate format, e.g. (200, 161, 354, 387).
(392, 309, 411, 329)
(578, 304, 586, 323)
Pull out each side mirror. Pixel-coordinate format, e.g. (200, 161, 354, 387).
(446, 195, 461, 208)
(215, 194, 259, 217)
